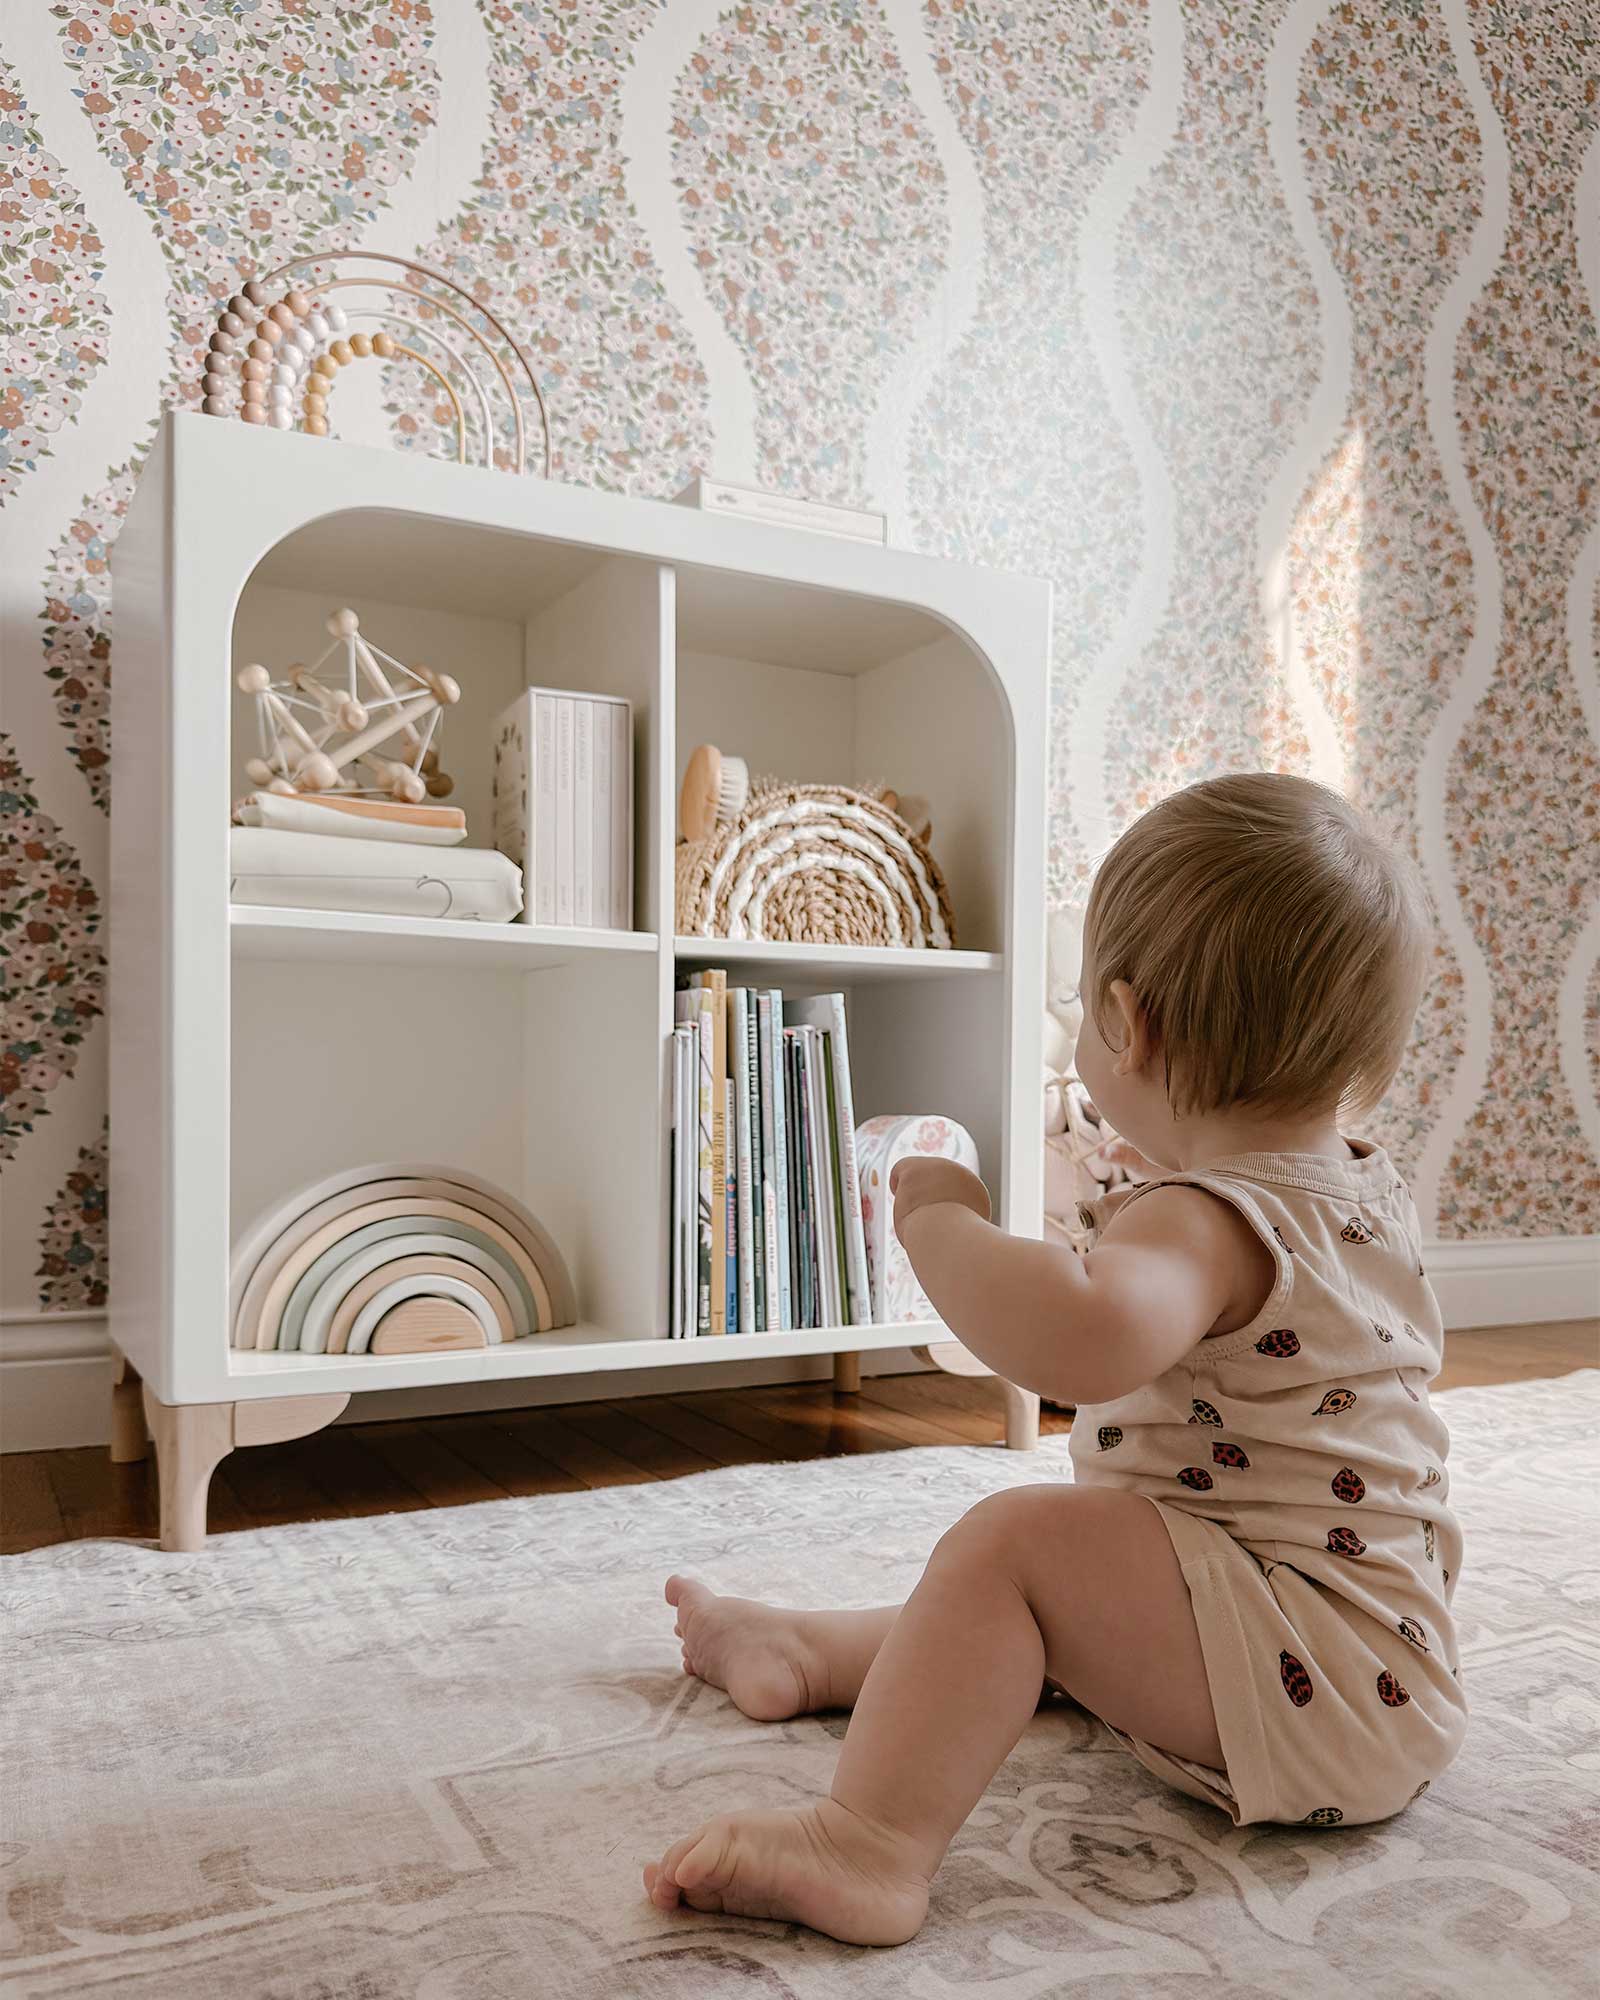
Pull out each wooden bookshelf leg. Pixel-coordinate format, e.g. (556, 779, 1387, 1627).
(108, 1346, 148, 1464)
(1001, 1381, 1040, 1452)
(833, 1352, 861, 1394)
(143, 1387, 350, 1551)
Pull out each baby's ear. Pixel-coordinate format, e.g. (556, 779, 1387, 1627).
(1108, 979, 1154, 1074)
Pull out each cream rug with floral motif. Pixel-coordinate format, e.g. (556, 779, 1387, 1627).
(2, 1372, 1597, 1998)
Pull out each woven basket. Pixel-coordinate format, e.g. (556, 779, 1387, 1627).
(674, 778, 956, 948)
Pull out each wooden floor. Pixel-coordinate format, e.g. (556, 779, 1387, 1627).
(2, 1321, 1593, 1554)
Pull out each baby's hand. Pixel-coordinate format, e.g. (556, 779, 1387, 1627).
(891, 1158, 992, 1236)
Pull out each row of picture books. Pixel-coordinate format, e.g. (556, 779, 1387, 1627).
(669, 972, 872, 1336)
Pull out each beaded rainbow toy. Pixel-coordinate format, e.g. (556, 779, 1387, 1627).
(199, 251, 550, 475)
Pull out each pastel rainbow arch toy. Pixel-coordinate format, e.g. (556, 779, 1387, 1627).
(230, 1165, 574, 1354)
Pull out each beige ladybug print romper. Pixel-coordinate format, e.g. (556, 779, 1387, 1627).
(1070, 1142, 1467, 1827)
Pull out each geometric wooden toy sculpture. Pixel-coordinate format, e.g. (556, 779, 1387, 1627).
(198, 250, 551, 477)
(237, 608, 458, 804)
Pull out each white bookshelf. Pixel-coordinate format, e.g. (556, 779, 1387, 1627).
(110, 413, 1051, 1548)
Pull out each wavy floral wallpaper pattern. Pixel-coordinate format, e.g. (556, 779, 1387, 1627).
(1, 0, 1596, 1332)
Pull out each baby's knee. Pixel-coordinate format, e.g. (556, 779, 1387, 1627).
(931, 1486, 1065, 1573)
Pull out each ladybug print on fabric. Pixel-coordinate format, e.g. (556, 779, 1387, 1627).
(1314, 1388, 1356, 1416)
(1403, 1321, 1423, 1341)
(1280, 1651, 1314, 1706)
(1255, 1328, 1301, 1358)
(1097, 1426, 1124, 1451)
(1212, 1441, 1251, 1469)
(1398, 1618, 1428, 1651)
(1376, 1671, 1410, 1708)
(1341, 1217, 1374, 1244)
(1396, 1370, 1420, 1404)
(1302, 1807, 1344, 1827)
(1326, 1526, 1367, 1557)
(1423, 1521, 1436, 1562)
(1189, 1399, 1223, 1425)
(1372, 1321, 1394, 1343)
(1411, 1779, 1431, 1802)
(1420, 1467, 1442, 1490)
(1273, 1226, 1294, 1255)
(1176, 1466, 1214, 1491)
(1331, 1466, 1366, 1504)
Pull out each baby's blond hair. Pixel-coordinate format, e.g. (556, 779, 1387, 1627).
(1083, 773, 1431, 1121)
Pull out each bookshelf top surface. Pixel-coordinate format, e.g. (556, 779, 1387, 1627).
(230, 904, 656, 971)
(673, 937, 1002, 983)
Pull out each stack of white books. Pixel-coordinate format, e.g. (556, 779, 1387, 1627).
(674, 475, 886, 546)
(493, 688, 633, 930)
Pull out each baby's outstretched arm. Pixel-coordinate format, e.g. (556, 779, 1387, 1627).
(892, 1162, 1269, 1404)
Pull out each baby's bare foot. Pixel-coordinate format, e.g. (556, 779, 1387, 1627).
(643, 1799, 931, 1946)
(666, 1574, 828, 1722)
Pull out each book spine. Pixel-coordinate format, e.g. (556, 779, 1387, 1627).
(695, 987, 713, 1335)
(822, 1037, 850, 1328)
(786, 1032, 810, 1328)
(700, 969, 728, 1334)
(756, 994, 781, 1330)
(591, 701, 611, 933)
(730, 990, 757, 1337)
(745, 993, 766, 1332)
(612, 702, 631, 930)
(824, 994, 873, 1327)
(534, 694, 558, 925)
(724, 1077, 738, 1332)
(766, 988, 793, 1329)
(573, 699, 593, 926)
(799, 1029, 829, 1324)
(670, 1025, 690, 1337)
(553, 697, 574, 926)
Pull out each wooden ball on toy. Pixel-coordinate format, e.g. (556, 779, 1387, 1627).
(349, 332, 372, 359)
(296, 751, 340, 792)
(242, 356, 268, 382)
(219, 311, 245, 336)
(373, 332, 397, 359)
(286, 289, 311, 317)
(243, 381, 266, 408)
(330, 339, 353, 366)
(242, 405, 266, 425)
(248, 337, 274, 363)
(243, 280, 268, 308)
(269, 410, 291, 430)
(269, 302, 296, 332)
(202, 395, 229, 416)
(236, 663, 272, 694)
(311, 353, 337, 381)
(427, 671, 461, 705)
(267, 777, 296, 796)
(303, 395, 327, 422)
(307, 312, 330, 342)
(209, 329, 235, 355)
(257, 319, 283, 348)
(419, 747, 439, 774)
(306, 415, 329, 437)
(202, 373, 228, 399)
(337, 699, 367, 731)
(326, 303, 348, 332)
(390, 767, 427, 804)
(327, 608, 360, 638)
(244, 757, 276, 785)
(227, 294, 253, 321)
(425, 770, 455, 799)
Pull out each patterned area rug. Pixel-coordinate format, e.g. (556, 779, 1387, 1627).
(3, 1372, 1597, 1999)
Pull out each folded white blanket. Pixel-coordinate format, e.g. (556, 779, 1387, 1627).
(230, 828, 522, 923)
(232, 792, 468, 845)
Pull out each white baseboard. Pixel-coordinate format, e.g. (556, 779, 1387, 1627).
(4, 1234, 1594, 1453)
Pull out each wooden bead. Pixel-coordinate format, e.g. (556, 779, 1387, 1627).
(242, 405, 266, 425)
(311, 353, 338, 380)
(257, 319, 283, 347)
(329, 339, 352, 366)
(242, 356, 268, 382)
(326, 303, 348, 332)
(288, 326, 315, 356)
(286, 289, 311, 317)
(244, 757, 275, 785)
(303, 394, 327, 419)
(426, 671, 461, 706)
(242, 280, 268, 307)
(425, 770, 455, 799)
(268, 409, 292, 430)
(296, 752, 340, 792)
(305, 415, 329, 437)
(337, 699, 367, 731)
(349, 332, 372, 358)
(306, 312, 330, 342)
(227, 294, 253, 321)
(248, 338, 274, 363)
(201, 394, 229, 416)
(272, 362, 297, 387)
(327, 608, 360, 638)
(202, 372, 228, 398)
(266, 777, 297, 796)
(219, 310, 245, 336)
(208, 329, 235, 355)
(372, 331, 397, 359)
(389, 767, 427, 804)
(236, 663, 272, 694)
(269, 302, 296, 331)
(419, 747, 439, 775)
(242, 381, 266, 407)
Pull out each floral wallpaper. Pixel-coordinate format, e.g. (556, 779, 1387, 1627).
(1, 0, 1597, 1339)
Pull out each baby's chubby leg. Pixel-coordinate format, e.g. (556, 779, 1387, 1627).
(645, 1485, 1220, 1945)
